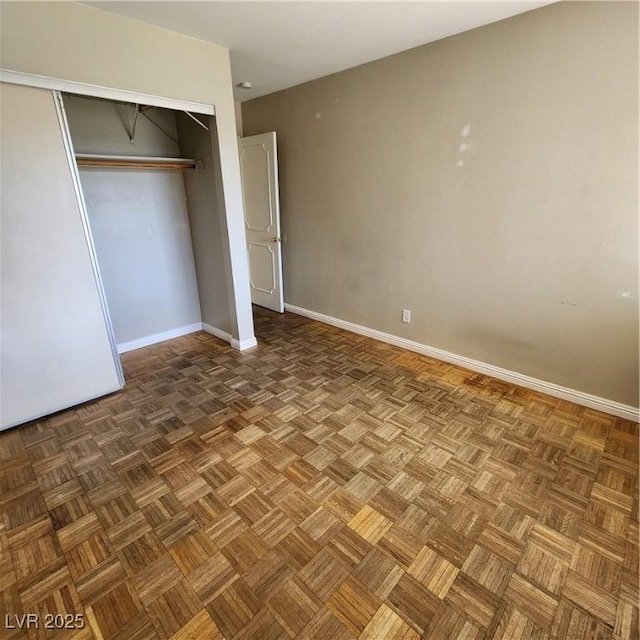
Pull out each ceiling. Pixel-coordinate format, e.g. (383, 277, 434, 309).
(86, 1, 554, 102)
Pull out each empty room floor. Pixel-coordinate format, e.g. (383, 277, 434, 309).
(1, 308, 638, 640)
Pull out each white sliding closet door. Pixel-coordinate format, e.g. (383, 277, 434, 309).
(0, 83, 123, 431)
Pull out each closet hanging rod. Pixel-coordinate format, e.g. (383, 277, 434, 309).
(75, 153, 199, 170)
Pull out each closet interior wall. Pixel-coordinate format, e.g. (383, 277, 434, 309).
(177, 113, 233, 336)
(63, 95, 231, 352)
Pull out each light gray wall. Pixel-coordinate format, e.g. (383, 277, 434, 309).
(177, 114, 233, 334)
(1, 84, 121, 430)
(243, 1, 639, 407)
(64, 96, 202, 346)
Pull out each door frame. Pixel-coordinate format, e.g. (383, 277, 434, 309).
(0, 70, 215, 115)
(239, 131, 284, 313)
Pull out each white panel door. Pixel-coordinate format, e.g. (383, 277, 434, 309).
(0, 84, 123, 430)
(239, 132, 283, 312)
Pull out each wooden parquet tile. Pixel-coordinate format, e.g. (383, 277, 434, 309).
(1, 307, 638, 640)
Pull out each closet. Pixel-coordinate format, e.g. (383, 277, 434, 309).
(64, 92, 237, 355)
(64, 94, 202, 353)
(0, 84, 236, 430)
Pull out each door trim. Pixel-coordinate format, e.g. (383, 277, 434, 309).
(1, 69, 215, 115)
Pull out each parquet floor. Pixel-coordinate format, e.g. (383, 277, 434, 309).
(1, 308, 638, 640)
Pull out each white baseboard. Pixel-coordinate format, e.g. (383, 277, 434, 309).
(201, 323, 233, 345)
(117, 323, 258, 354)
(233, 337, 259, 350)
(117, 323, 203, 354)
(284, 304, 639, 422)
(202, 323, 257, 351)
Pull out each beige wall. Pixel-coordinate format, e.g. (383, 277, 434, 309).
(0, 2, 225, 105)
(243, 1, 639, 407)
(235, 101, 244, 137)
(1, 1, 255, 344)
(178, 114, 234, 334)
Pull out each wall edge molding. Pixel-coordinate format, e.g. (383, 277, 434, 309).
(284, 304, 639, 422)
(0, 69, 215, 115)
(117, 323, 203, 354)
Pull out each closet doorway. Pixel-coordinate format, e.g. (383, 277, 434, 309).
(62, 92, 239, 358)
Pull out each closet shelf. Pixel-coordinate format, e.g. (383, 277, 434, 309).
(75, 153, 199, 170)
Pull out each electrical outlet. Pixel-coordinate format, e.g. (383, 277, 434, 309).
(402, 309, 411, 323)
